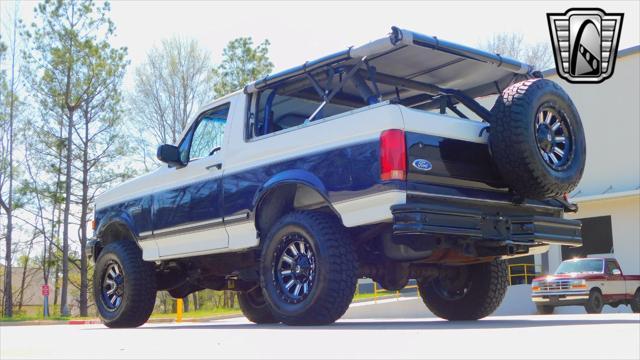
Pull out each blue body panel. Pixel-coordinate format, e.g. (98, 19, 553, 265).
(95, 196, 152, 237)
(95, 139, 401, 237)
(152, 177, 223, 231)
(222, 140, 397, 219)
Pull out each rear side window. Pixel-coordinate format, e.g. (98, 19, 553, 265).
(250, 72, 359, 138)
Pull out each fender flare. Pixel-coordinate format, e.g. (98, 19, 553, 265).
(252, 169, 339, 221)
(95, 210, 138, 242)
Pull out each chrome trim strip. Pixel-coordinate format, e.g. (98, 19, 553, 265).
(532, 295, 589, 302)
(154, 218, 224, 237)
(406, 190, 561, 210)
(138, 230, 153, 241)
(531, 291, 589, 296)
(224, 213, 250, 222)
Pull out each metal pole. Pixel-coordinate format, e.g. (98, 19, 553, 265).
(43, 295, 49, 319)
(176, 298, 183, 322)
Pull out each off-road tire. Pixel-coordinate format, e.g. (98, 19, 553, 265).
(630, 289, 640, 313)
(585, 289, 604, 314)
(94, 241, 157, 328)
(238, 287, 279, 324)
(417, 259, 508, 320)
(259, 211, 358, 325)
(490, 79, 586, 199)
(536, 305, 555, 315)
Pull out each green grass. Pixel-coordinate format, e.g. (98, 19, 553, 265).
(0, 314, 72, 322)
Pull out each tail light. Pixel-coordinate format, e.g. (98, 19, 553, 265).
(380, 129, 406, 181)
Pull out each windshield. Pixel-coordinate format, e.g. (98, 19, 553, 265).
(555, 259, 603, 274)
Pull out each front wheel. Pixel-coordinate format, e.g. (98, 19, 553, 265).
(584, 289, 604, 314)
(417, 260, 508, 320)
(259, 211, 358, 325)
(93, 241, 157, 328)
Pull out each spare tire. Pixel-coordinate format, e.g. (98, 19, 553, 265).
(489, 79, 586, 199)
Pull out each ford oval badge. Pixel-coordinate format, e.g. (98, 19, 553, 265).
(412, 159, 432, 171)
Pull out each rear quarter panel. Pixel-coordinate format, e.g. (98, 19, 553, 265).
(222, 103, 409, 230)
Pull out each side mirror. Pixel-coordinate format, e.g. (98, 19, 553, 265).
(612, 268, 621, 275)
(157, 144, 184, 167)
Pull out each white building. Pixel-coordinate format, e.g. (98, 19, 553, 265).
(542, 46, 640, 275)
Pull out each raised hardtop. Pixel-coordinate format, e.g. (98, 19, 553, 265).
(245, 26, 532, 100)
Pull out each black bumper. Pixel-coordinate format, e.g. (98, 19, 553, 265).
(392, 202, 582, 246)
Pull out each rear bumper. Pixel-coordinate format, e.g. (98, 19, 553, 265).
(532, 291, 589, 306)
(392, 202, 582, 246)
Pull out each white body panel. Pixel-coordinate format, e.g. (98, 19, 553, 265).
(333, 191, 406, 227)
(223, 102, 403, 176)
(400, 107, 488, 144)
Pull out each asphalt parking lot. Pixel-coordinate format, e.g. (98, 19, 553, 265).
(2, 297, 639, 360)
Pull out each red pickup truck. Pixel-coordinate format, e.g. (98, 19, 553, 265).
(531, 258, 640, 314)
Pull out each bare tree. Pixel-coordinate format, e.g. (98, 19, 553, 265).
(131, 37, 213, 164)
(73, 50, 130, 315)
(0, 3, 22, 318)
(24, 0, 122, 316)
(482, 33, 553, 71)
(18, 101, 68, 317)
(16, 233, 37, 310)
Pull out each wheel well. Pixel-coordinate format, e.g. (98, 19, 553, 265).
(95, 222, 136, 259)
(590, 287, 602, 295)
(255, 183, 340, 236)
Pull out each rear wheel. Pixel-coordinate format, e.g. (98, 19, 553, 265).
(536, 305, 555, 315)
(417, 260, 508, 320)
(630, 289, 640, 313)
(238, 286, 279, 324)
(259, 211, 358, 325)
(584, 289, 604, 314)
(93, 241, 157, 328)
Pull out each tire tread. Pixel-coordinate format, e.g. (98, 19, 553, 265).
(94, 241, 157, 328)
(260, 211, 358, 325)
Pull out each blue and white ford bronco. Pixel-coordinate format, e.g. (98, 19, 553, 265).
(89, 27, 585, 327)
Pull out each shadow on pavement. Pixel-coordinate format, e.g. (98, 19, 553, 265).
(86, 317, 640, 331)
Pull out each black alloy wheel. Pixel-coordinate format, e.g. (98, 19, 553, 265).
(273, 233, 317, 304)
(535, 104, 574, 170)
(101, 261, 125, 311)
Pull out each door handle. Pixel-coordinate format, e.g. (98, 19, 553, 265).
(206, 163, 222, 171)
